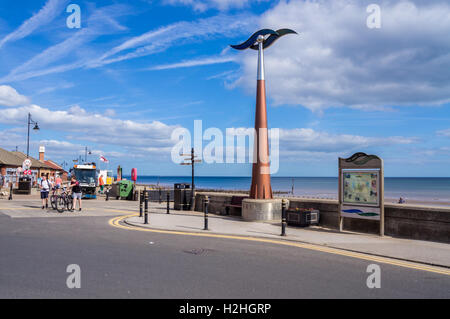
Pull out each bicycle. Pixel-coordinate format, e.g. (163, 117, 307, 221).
(56, 187, 73, 213)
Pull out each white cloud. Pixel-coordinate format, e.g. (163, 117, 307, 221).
(148, 55, 236, 70)
(234, 0, 450, 111)
(0, 104, 180, 153)
(91, 13, 256, 68)
(278, 128, 417, 154)
(0, 0, 68, 49)
(437, 129, 450, 137)
(164, 0, 265, 12)
(0, 85, 30, 106)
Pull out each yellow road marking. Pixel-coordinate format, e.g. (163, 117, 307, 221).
(109, 213, 450, 276)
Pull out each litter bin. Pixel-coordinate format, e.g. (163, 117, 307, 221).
(174, 183, 191, 210)
(286, 208, 320, 227)
(17, 177, 32, 195)
(119, 180, 134, 200)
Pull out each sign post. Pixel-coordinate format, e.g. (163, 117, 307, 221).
(338, 152, 384, 236)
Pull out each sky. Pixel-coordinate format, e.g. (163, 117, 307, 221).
(0, 0, 449, 177)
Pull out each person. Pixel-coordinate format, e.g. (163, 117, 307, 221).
(69, 176, 82, 211)
(40, 175, 50, 209)
(99, 175, 105, 194)
(55, 174, 62, 194)
(398, 197, 406, 204)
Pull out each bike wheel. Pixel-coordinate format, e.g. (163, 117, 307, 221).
(51, 195, 57, 210)
(66, 196, 73, 211)
(56, 196, 66, 213)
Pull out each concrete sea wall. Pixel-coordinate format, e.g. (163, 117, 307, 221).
(194, 192, 450, 243)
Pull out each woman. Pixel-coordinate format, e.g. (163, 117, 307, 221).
(69, 176, 82, 211)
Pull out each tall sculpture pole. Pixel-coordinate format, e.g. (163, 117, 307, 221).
(231, 29, 297, 199)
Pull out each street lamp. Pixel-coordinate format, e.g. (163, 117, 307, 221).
(26, 113, 40, 158)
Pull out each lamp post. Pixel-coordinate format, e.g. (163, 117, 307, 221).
(26, 113, 40, 158)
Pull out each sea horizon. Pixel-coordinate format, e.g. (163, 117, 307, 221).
(123, 175, 450, 203)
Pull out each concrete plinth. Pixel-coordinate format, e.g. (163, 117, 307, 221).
(242, 198, 282, 221)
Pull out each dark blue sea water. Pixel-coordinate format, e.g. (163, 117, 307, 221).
(126, 176, 450, 203)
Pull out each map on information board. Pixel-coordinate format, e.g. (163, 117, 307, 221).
(342, 171, 379, 206)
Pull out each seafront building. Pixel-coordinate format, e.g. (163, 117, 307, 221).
(0, 146, 66, 187)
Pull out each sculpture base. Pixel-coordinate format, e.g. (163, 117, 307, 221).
(242, 198, 282, 221)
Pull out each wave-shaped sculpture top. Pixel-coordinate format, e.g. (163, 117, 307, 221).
(230, 28, 297, 50)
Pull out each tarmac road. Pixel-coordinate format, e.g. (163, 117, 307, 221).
(0, 211, 449, 298)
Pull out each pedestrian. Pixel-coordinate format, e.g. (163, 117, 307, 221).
(40, 175, 50, 209)
(69, 176, 82, 211)
(55, 174, 62, 194)
(99, 175, 105, 194)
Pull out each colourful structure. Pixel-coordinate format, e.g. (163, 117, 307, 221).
(231, 29, 297, 199)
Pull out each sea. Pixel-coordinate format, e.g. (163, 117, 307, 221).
(125, 176, 450, 204)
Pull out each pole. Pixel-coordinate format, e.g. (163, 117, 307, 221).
(26, 113, 30, 158)
(203, 195, 209, 230)
(166, 191, 170, 214)
(190, 147, 195, 211)
(281, 199, 287, 236)
(144, 188, 148, 224)
(8, 182, 12, 200)
(139, 190, 143, 217)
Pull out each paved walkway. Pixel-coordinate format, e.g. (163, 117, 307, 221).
(125, 203, 450, 268)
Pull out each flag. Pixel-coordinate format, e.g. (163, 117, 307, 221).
(99, 155, 109, 163)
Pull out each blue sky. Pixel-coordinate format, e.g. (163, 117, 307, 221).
(0, 0, 449, 177)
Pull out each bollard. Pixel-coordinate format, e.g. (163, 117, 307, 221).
(203, 195, 209, 231)
(144, 188, 149, 224)
(139, 190, 143, 217)
(8, 182, 12, 200)
(166, 191, 170, 214)
(281, 199, 287, 236)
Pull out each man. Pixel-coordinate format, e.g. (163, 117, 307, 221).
(40, 175, 50, 209)
(69, 176, 82, 211)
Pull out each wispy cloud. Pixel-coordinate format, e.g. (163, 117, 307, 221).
(164, 0, 266, 12)
(148, 55, 236, 70)
(89, 13, 256, 68)
(0, 4, 130, 83)
(0, 0, 68, 50)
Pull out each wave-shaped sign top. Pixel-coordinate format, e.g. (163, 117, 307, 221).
(230, 28, 297, 50)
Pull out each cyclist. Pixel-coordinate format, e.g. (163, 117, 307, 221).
(68, 176, 82, 211)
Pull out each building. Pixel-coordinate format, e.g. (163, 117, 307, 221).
(0, 146, 67, 188)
